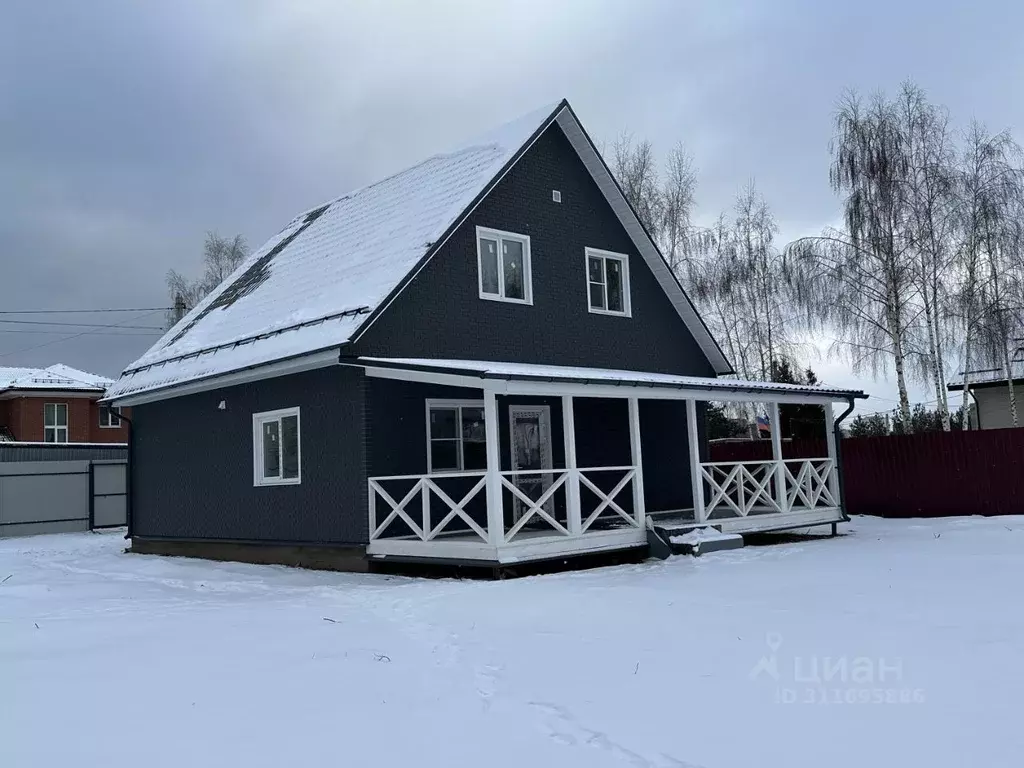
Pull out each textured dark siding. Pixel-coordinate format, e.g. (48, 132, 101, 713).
(0, 443, 127, 463)
(354, 123, 716, 377)
(132, 366, 368, 544)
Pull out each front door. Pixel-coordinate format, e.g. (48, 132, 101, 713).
(508, 405, 554, 523)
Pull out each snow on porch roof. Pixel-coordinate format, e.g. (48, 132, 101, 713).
(356, 358, 867, 401)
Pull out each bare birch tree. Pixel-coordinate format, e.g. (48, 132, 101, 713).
(166, 232, 249, 325)
(612, 133, 663, 239)
(785, 90, 920, 429)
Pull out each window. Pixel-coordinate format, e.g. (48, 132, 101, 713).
(476, 227, 532, 304)
(426, 400, 486, 473)
(586, 248, 631, 316)
(253, 408, 301, 486)
(43, 403, 68, 443)
(99, 405, 121, 428)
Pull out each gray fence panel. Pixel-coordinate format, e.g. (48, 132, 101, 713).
(93, 463, 126, 497)
(0, 459, 126, 537)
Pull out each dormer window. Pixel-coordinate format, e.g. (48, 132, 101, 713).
(476, 227, 532, 305)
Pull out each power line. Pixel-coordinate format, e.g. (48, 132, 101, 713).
(0, 329, 163, 337)
(0, 307, 173, 315)
(0, 319, 166, 330)
(0, 310, 166, 360)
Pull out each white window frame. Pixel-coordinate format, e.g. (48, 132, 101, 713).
(99, 405, 121, 429)
(586, 247, 632, 317)
(476, 226, 533, 305)
(44, 403, 68, 444)
(425, 399, 486, 473)
(252, 407, 302, 487)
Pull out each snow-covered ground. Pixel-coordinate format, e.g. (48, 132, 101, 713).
(3, 516, 1022, 768)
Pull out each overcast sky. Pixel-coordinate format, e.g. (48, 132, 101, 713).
(3, 0, 1022, 414)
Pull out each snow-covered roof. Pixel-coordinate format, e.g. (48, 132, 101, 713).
(948, 360, 1024, 389)
(357, 358, 867, 400)
(0, 364, 111, 393)
(108, 98, 731, 402)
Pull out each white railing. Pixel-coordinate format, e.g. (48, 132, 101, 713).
(369, 464, 642, 546)
(699, 458, 835, 518)
(579, 466, 640, 532)
(368, 471, 488, 542)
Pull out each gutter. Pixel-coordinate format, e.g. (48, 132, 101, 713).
(832, 397, 857, 522)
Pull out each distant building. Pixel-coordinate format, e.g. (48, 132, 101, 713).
(0, 364, 128, 443)
(948, 351, 1024, 430)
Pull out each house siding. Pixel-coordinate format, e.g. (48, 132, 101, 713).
(354, 122, 716, 377)
(132, 366, 367, 544)
(971, 384, 1024, 430)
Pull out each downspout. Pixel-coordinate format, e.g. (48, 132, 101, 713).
(833, 397, 856, 522)
(968, 390, 982, 430)
(106, 406, 134, 541)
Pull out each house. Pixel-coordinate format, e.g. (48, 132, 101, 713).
(106, 100, 866, 571)
(947, 352, 1024, 430)
(0, 364, 128, 444)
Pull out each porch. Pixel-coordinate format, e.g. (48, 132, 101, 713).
(356, 358, 863, 565)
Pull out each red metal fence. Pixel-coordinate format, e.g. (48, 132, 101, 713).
(709, 429, 1024, 518)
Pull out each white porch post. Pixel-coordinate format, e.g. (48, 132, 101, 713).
(686, 398, 706, 523)
(483, 387, 504, 547)
(824, 403, 840, 507)
(627, 396, 646, 529)
(768, 401, 788, 512)
(562, 395, 582, 536)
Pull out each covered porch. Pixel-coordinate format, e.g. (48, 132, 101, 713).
(354, 358, 863, 566)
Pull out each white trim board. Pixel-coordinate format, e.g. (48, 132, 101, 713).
(108, 350, 339, 407)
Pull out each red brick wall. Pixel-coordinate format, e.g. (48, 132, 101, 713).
(0, 396, 129, 443)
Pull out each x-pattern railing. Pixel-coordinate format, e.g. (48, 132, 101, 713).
(783, 459, 835, 509)
(369, 471, 488, 543)
(701, 460, 781, 517)
(579, 466, 639, 531)
(699, 458, 836, 518)
(501, 469, 569, 542)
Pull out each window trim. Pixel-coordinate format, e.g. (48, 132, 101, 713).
(585, 247, 632, 317)
(476, 226, 533, 305)
(99, 405, 122, 429)
(252, 407, 302, 487)
(44, 402, 69, 444)
(425, 398, 486, 474)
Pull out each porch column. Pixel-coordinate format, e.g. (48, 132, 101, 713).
(483, 387, 504, 547)
(823, 403, 840, 507)
(768, 401, 788, 512)
(627, 396, 646, 529)
(561, 395, 582, 535)
(686, 398, 706, 523)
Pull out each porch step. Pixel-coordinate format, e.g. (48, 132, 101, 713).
(648, 523, 745, 558)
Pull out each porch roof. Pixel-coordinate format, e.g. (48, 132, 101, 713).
(356, 358, 867, 403)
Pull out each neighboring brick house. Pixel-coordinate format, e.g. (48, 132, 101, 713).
(0, 364, 129, 443)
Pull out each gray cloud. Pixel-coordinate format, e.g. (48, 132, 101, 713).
(2, 0, 1021, 412)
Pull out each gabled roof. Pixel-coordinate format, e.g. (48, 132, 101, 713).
(0, 364, 112, 393)
(948, 360, 1024, 390)
(108, 99, 730, 403)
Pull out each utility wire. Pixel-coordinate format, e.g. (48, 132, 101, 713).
(0, 329, 163, 336)
(0, 307, 174, 315)
(0, 319, 166, 330)
(0, 310, 167, 360)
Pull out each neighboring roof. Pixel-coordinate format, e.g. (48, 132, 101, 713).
(948, 361, 1024, 390)
(0, 364, 111, 393)
(108, 99, 730, 403)
(357, 358, 867, 401)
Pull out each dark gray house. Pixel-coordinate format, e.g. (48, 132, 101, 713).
(107, 100, 862, 570)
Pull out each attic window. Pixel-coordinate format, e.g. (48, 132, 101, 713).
(586, 248, 631, 317)
(476, 227, 533, 305)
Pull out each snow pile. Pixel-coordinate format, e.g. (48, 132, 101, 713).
(3, 516, 1023, 767)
